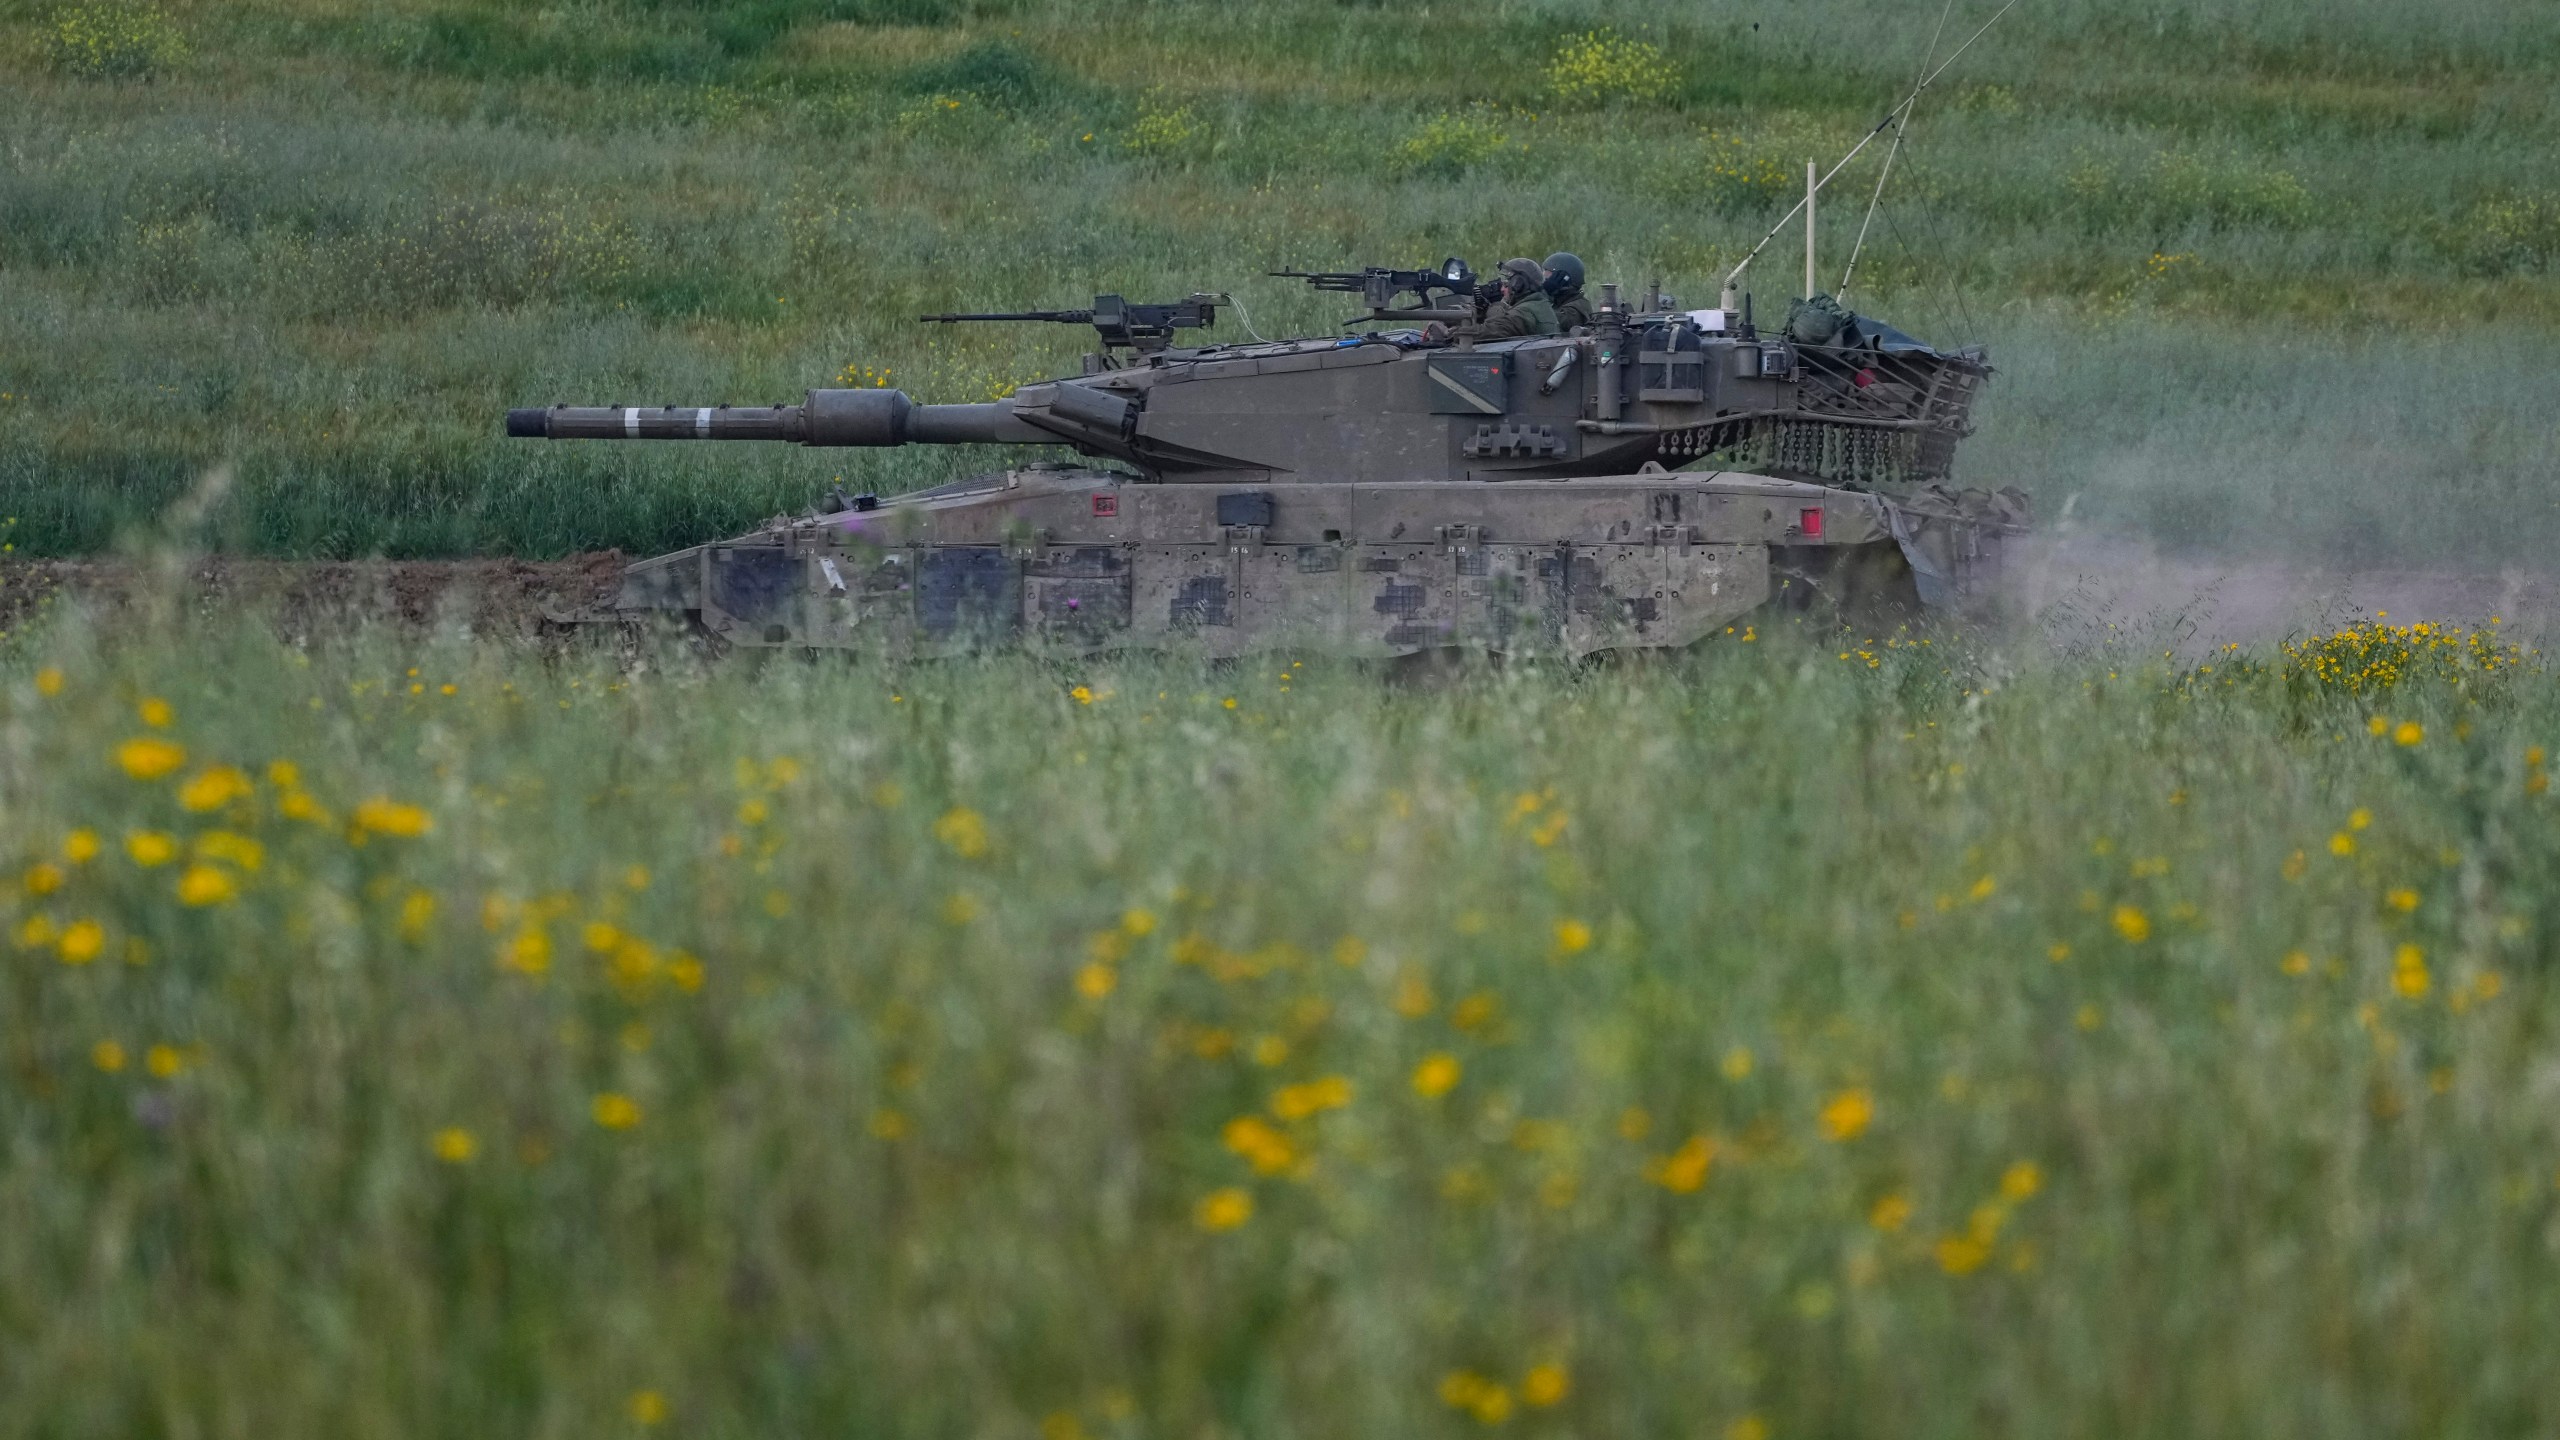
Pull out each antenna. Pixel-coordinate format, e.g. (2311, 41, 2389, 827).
(1721, 0, 2021, 293)
(1841, 0, 1955, 300)
(1805, 162, 1818, 299)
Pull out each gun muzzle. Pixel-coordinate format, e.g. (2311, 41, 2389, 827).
(505, 389, 1051, 447)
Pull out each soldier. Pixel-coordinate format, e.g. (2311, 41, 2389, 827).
(1451, 258, 1558, 341)
(1543, 252, 1591, 331)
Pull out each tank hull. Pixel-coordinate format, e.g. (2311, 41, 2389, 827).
(561, 467, 2023, 658)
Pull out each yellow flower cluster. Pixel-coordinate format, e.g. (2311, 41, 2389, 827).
(1934, 1161, 2045, 1275)
(2280, 617, 2528, 697)
(1440, 1361, 1570, 1424)
(1545, 29, 1678, 108)
(44, 0, 187, 79)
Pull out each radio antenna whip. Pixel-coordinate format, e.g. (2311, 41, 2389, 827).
(1839, 0, 1956, 300)
(1720, 0, 2019, 302)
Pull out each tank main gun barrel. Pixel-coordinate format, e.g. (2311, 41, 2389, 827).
(504, 389, 1052, 447)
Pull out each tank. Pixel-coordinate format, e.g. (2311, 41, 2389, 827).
(513, 268, 2028, 658)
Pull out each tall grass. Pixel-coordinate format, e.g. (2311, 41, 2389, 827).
(1, 0, 2556, 561)
(4, 609, 2557, 1434)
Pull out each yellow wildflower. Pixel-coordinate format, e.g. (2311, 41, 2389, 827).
(194, 831, 264, 872)
(1726, 1417, 1769, 1440)
(2000, 1160, 2044, 1200)
(1720, 1046, 1754, 1079)
(934, 806, 989, 858)
(2392, 943, 2431, 1000)
(627, 1390, 667, 1426)
(432, 1127, 478, 1163)
(2385, 887, 2419, 913)
(1075, 962, 1118, 999)
(1519, 1362, 1570, 1408)
(353, 796, 432, 837)
(24, 861, 63, 896)
(145, 1044, 183, 1078)
(399, 890, 436, 941)
(668, 951, 705, 992)
(63, 828, 99, 864)
(1194, 1186, 1253, 1231)
(1647, 1134, 1714, 1192)
(278, 789, 330, 825)
(1271, 1074, 1353, 1120)
(115, 736, 186, 780)
(2111, 905, 2150, 942)
(2394, 721, 2423, 747)
(57, 918, 105, 965)
(591, 1092, 642, 1130)
(1222, 1116, 1297, 1175)
(90, 1039, 127, 1073)
(1869, 1192, 1913, 1232)
(1440, 1370, 1490, 1409)
(1935, 1232, 1991, 1275)
(1411, 1051, 1463, 1098)
(177, 765, 252, 812)
(175, 864, 238, 906)
(1818, 1087, 1874, 1142)
(138, 697, 173, 728)
(499, 927, 553, 976)
(34, 666, 63, 696)
(1552, 917, 1592, 954)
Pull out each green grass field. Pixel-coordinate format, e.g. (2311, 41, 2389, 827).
(12, 2, 2560, 1434)
(7, 613, 2560, 1435)
(2, 0, 2557, 560)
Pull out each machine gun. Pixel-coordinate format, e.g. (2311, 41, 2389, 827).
(917, 293, 1220, 354)
(1271, 257, 1483, 325)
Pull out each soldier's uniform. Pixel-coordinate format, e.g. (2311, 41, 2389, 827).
(1454, 259, 1560, 341)
(1551, 289, 1591, 331)
(1458, 290, 1559, 341)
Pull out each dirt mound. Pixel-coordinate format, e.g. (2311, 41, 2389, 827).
(0, 553, 624, 641)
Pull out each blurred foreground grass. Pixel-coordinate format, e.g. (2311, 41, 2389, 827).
(7, 607, 2560, 1434)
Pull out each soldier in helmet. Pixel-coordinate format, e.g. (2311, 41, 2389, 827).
(1450, 257, 1559, 341)
(1543, 251, 1591, 331)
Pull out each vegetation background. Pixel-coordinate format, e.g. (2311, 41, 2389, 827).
(0, 0, 2556, 562)
(9, 3, 2560, 1437)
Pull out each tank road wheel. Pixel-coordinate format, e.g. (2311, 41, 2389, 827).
(1764, 543, 1922, 631)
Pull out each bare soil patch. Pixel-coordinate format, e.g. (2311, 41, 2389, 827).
(0, 553, 623, 642)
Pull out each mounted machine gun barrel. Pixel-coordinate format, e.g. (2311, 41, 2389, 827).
(918, 292, 1220, 353)
(1273, 257, 1484, 324)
